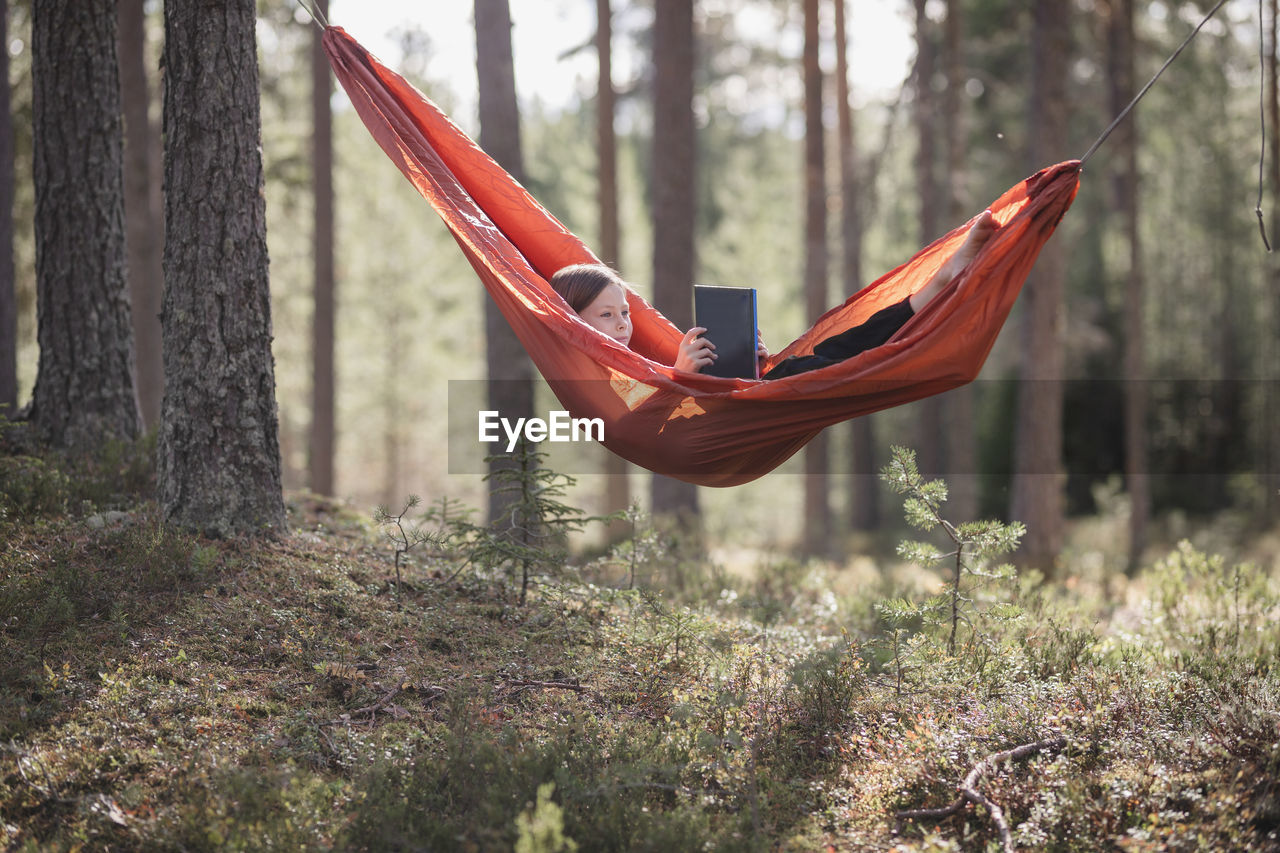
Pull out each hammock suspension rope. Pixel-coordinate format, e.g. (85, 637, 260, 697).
(1079, 0, 1231, 166)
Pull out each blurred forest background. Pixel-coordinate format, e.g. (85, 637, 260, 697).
(2, 0, 1276, 564)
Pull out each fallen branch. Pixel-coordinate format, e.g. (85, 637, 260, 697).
(4, 741, 75, 806)
(320, 686, 403, 726)
(501, 679, 604, 702)
(894, 734, 1067, 852)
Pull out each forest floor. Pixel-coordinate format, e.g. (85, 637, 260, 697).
(1, 443, 1279, 851)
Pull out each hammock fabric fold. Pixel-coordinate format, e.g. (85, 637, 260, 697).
(323, 26, 1081, 487)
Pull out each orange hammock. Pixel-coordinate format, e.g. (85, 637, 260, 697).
(323, 26, 1081, 488)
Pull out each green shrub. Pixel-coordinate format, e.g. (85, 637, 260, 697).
(157, 762, 343, 852)
(0, 432, 155, 521)
(342, 707, 751, 852)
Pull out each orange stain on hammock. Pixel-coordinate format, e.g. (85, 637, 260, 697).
(661, 397, 706, 429)
(609, 371, 658, 412)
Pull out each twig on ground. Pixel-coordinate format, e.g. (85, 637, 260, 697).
(500, 678, 604, 702)
(893, 734, 1067, 852)
(4, 741, 76, 805)
(320, 686, 404, 727)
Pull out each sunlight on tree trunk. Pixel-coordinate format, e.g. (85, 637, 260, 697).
(1268, 0, 1280, 518)
(0, 0, 15, 414)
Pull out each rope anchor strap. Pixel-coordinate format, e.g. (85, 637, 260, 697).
(1079, 0, 1230, 166)
(295, 0, 329, 29)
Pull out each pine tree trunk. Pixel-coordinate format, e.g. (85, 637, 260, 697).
(1011, 0, 1069, 573)
(158, 0, 285, 537)
(310, 0, 336, 496)
(475, 0, 537, 526)
(941, 0, 977, 523)
(802, 0, 830, 556)
(30, 0, 140, 450)
(1105, 0, 1148, 573)
(0, 0, 15, 413)
(117, 0, 163, 431)
(913, 0, 944, 479)
(1268, 0, 1280, 518)
(835, 0, 879, 532)
(650, 0, 700, 530)
(597, 0, 631, 529)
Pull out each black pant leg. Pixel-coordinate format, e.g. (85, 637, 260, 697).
(761, 296, 915, 380)
(811, 296, 915, 361)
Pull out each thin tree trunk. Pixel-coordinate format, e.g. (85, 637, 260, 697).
(1105, 0, 1148, 573)
(597, 0, 631, 530)
(30, 0, 140, 450)
(117, 0, 163, 431)
(475, 0, 537, 526)
(159, 0, 286, 537)
(835, 0, 879, 531)
(310, 0, 336, 496)
(1011, 0, 1069, 573)
(1268, 0, 1280, 518)
(0, 0, 15, 413)
(380, 307, 405, 510)
(802, 0, 830, 556)
(941, 0, 977, 523)
(650, 0, 700, 531)
(913, 0, 944, 478)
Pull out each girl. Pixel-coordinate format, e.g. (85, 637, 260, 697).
(550, 210, 997, 379)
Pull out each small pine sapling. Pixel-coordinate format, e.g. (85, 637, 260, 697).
(592, 501, 661, 589)
(374, 495, 442, 597)
(880, 445, 1025, 658)
(473, 438, 601, 605)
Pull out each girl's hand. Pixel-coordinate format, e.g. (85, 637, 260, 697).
(756, 330, 769, 370)
(674, 327, 716, 373)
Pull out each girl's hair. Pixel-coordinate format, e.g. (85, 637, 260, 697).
(549, 263, 627, 313)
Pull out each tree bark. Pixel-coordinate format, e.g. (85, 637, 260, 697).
(1104, 0, 1148, 573)
(913, 0, 944, 479)
(0, 0, 15, 413)
(1010, 0, 1069, 573)
(310, 0, 336, 496)
(117, 0, 163, 431)
(30, 0, 140, 450)
(475, 0, 537, 526)
(159, 0, 286, 537)
(941, 0, 977, 523)
(802, 0, 830, 556)
(1268, 0, 1280, 518)
(597, 0, 631, 529)
(835, 0, 878, 531)
(650, 0, 700, 529)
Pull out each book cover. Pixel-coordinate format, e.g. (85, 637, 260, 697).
(694, 285, 758, 379)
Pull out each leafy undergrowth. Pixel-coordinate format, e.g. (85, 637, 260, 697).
(1, 452, 1279, 851)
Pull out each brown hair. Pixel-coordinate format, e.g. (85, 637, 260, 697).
(549, 263, 627, 313)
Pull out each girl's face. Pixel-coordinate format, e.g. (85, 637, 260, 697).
(578, 282, 632, 347)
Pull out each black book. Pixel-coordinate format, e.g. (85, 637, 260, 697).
(693, 284, 758, 379)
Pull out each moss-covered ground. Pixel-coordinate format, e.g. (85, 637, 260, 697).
(2, 440, 1278, 851)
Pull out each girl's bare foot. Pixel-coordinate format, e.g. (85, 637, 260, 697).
(909, 209, 999, 312)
